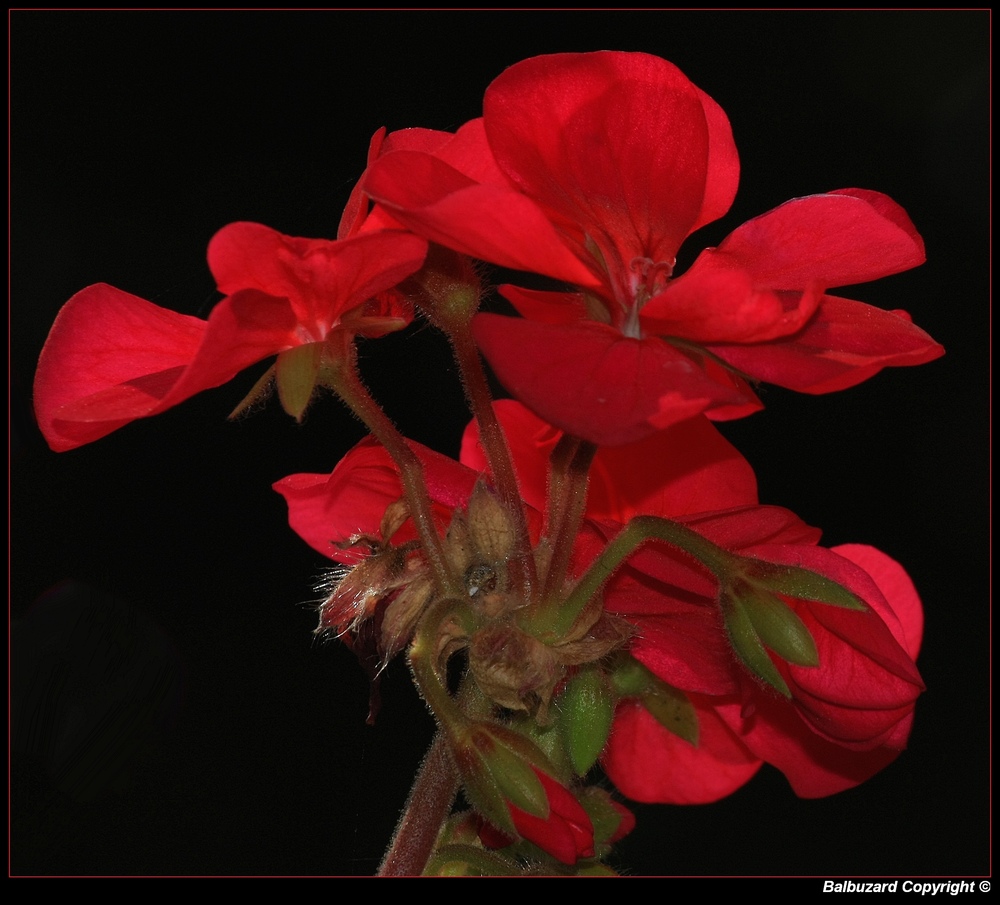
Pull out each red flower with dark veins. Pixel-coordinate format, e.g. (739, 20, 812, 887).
(365, 51, 943, 444)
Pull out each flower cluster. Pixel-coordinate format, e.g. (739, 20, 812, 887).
(33, 51, 942, 875)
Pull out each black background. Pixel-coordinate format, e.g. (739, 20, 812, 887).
(11, 10, 989, 877)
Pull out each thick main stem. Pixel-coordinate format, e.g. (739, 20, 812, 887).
(376, 732, 459, 877)
(378, 596, 486, 876)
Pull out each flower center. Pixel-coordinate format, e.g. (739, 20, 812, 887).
(623, 256, 675, 338)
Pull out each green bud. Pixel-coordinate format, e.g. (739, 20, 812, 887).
(557, 667, 615, 776)
(452, 722, 552, 827)
(409, 245, 482, 331)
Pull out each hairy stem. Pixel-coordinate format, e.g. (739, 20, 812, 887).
(377, 731, 459, 877)
(325, 342, 461, 595)
(446, 318, 538, 600)
(562, 514, 736, 621)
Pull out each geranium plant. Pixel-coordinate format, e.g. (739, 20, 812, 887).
(32, 51, 943, 876)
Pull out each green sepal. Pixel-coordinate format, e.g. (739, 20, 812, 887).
(275, 342, 324, 421)
(741, 590, 819, 668)
(454, 722, 551, 825)
(641, 682, 699, 746)
(722, 594, 792, 697)
(228, 364, 275, 419)
(578, 786, 632, 857)
(743, 560, 867, 611)
(608, 655, 698, 745)
(557, 667, 614, 776)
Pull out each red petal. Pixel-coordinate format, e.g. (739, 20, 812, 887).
(473, 315, 752, 446)
(591, 415, 761, 520)
(274, 437, 480, 560)
(337, 127, 387, 239)
(364, 150, 597, 286)
(603, 699, 760, 804)
(496, 285, 591, 325)
(610, 579, 738, 696)
(641, 264, 823, 343)
(707, 294, 945, 394)
(689, 86, 740, 232)
(35, 285, 299, 452)
(506, 769, 595, 865)
(208, 223, 426, 335)
(484, 51, 713, 269)
(461, 401, 757, 522)
(710, 189, 925, 290)
(717, 697, 907, 799)
(683, 504, 823, 550)
(34, 284, 209, 451)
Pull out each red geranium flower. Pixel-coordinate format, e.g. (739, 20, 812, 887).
(34, 130, 428, 453)
(364, 51, 943, 444)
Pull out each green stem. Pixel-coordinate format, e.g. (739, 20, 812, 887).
(407, 595, 474, 730)
(446, 319, 538, 600)
(325, 344, 460, 596)
(560, 515, 737, 631)
(540, 440, 596, 602)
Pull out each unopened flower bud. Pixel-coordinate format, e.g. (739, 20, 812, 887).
(451, 721, 594, 866)
(556, 666, 615, 776)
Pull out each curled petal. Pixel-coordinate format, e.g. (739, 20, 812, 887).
(708, 295, 945, 395)
(716, 697, 910, 799)
(833, 543, 923, 658)
(364, 150, 597, 287)
(739, 542, 924, 748)
(710, 189, 926, 290)
(642, 265, 823, 343)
